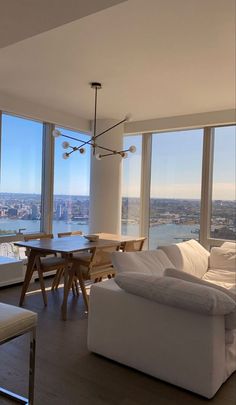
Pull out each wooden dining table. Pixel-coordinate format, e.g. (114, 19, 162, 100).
(15, 233, 141, 320)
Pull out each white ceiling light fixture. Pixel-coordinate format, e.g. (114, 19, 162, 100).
(52, 82, 136, 160)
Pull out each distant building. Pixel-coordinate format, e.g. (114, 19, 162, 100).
(8, 208, 18, 217)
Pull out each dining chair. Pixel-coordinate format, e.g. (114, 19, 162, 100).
(57, 230, 82, 238)
(21, 234, 66, 306)
(65, 244, 120, 311)
(51, 230, 83, 292)
(121, 237, 146, 252)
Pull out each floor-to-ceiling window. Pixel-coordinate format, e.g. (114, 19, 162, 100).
(149, 130, 203, 248)
(210, 125, 236, 241)
(121, 135, 142, 236)
(0, 113, 43, 237)
(53, 126, 90, 235)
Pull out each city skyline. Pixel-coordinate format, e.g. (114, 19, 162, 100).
(0, 114, 235, 200)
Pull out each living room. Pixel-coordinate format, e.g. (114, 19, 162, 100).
(0, 1, 235, 404)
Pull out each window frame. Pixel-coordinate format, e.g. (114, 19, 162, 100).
(0, 111, 45, 241)
(123, 125, 235, 249)
(0, 109, 235, 249)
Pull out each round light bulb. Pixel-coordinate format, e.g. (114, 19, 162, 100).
(95, 153, 102, 160)
(62, 152, 70, 160)
(62, 141, 70, 149)
(52, 129, 61, 138)
(121, 152, 128, 159)
(79, 147, 86, 154)
(129, 145, 136, 153)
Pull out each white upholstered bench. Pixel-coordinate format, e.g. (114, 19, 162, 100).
(0, 303, 37, 404)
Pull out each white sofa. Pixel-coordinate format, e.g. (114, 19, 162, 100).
(87, 239, 236, 398)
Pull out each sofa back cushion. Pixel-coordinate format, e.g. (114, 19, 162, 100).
(221, 242, 236, 250)
(115, 272, 236, 316)
(210, 246, 236, 272)
(158, 239, 209, 278)
(112, 250, 175, 276)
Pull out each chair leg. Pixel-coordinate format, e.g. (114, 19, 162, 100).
(74, 278, 80, 296)
(37, 268, 47, 306)
(71, 280, 76, 296)
(63, 271, 74, 308)
(51, 269, 60, 290)
(52, 268, 64, 290)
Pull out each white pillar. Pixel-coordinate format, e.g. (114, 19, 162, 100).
(89, 119, 123, 234)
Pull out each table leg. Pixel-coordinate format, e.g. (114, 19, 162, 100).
(19, 250, 37, 306)
(77, 268, 89, 312)
(61, 256, 70, 320)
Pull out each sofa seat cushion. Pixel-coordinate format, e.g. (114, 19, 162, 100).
(202, 269, 236, 292)
(0, 303, 37, 343)
(210, 246, 236, 272)
(112, 250, 175, 275)
(158, 239, 209, 278)
(115, 272, 236, 316)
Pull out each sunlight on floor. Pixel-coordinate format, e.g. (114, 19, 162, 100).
(25, 282, 92, 296)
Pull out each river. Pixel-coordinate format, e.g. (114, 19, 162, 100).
(0, 218, 199, 249)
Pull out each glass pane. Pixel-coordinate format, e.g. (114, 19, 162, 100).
(211, 126, 236, 240)
(121, 135, 142, 236)
(0, 114, 43, 236)
(53, 127, 90, 235)
(149, 129, 203, 249)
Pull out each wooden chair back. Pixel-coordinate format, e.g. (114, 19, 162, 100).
(122, 237, 146, 252)
(73, 244, 120, 280)
(58, 231, 82, 238)
(24, 233, 53, 242)
(23, 234, 54, 257)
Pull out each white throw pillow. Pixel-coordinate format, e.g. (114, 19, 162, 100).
(112, 250, 175, 276)
(164, 268, 236, 301)
(210, 247, 236, 272)
(165, 268, 236, 330)
(158, 239, 209, 278)
(115, 272, 236, 316)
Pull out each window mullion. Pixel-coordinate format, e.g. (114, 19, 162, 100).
(140, 133, 152, 245)
(41, 123, 55, 234)
(199, 127, 214, 249)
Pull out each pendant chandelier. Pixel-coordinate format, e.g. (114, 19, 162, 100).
(52, 82, 136, 160)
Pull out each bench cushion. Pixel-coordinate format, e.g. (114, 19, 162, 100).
(0, 303, 37, 343)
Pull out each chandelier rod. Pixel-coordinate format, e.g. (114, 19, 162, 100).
(94, 116, 128, 140)
(93, 85, 98, 140)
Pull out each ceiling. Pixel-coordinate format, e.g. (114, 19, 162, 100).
(0, 0, 235, 123)
(0, 0, 126, 48)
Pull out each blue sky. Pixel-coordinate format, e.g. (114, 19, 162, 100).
(0, 113, 235, 200)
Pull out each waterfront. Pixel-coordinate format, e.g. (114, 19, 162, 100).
(0, 217, 199, 250)
(0, 193, 235, 255)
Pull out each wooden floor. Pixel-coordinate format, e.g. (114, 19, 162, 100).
(0, 279, 235, 405)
